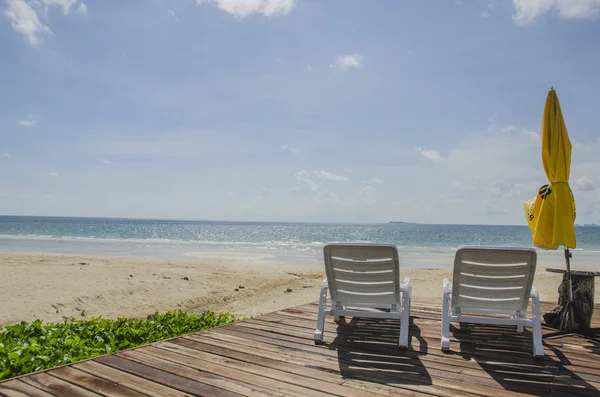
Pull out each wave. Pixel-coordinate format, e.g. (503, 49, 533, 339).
(0, 234, 325, 249)
(2, 234, 599, 256)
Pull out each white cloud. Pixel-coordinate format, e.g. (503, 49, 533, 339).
(574, 176, 595, 191)
(501, 125, 517, 132)
(451, 178, 461, 188)
(512, 0, 600, 25)
(3, 0, 51, 47)
(371, 177, 384, 185)
(415, 146, 444, 162)
(313, 170, 349, 182)
(76, 2, 87, 14)
(227, 192, 235, 197)
(16, 119, 36, 127)
(281, 144, 302, 156)
(167, 8, 179, 21)
(2, 152, 10, 158)
(196, 0, 295, 18)
(572, 139, 592, 152)
(4, 0, 86, 46)
(247, 187, 272, 201)
(521, 128, 540, 140)
(295, 170, 319, 191)
(333, 54, 363, 70)
(480, 10, 491, 18)
(48, 171, 58, 177)
(41, 0, 78, 15)
(100, 159, 111, 164)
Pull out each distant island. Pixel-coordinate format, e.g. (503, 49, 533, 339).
(389, 221, 416, 224)
(575, 224, 600, 228)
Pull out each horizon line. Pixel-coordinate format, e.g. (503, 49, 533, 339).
(0, 214, 533, 227)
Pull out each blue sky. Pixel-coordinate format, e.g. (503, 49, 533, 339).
(1, 0, 599, 224)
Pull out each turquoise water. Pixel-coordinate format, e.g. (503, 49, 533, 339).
(1, 216, 599, 268)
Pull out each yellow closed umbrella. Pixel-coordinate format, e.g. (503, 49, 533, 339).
(524, 87, 577, 330)
(524, 87, 576, 249)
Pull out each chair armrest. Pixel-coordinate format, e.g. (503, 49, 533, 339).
(530, 285, 538, 299)
(401, 277, 411, 292)
(443, 278, 452, 295)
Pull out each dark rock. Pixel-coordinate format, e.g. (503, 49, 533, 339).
(235, 288, 239, 292)
(129, 274, 133, 277)
(182, 277, 189, 281)
(285, 288, 292, 293)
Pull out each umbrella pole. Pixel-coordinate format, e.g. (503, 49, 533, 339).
(560, 248, 576, 331)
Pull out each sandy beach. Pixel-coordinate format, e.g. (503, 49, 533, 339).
(1, 251, 598, 327)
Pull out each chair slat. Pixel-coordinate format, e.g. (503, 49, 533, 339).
(336, 280, 395, 294)
(333, 269, 394, 283)
(334, 290, 396, 305)
(330, 258, 395, 273)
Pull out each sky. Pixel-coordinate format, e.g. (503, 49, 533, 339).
(1, 0, 600, 224)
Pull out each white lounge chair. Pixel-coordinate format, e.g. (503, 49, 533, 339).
(441, 246, 543, 357)
(314, 243, 412, 347)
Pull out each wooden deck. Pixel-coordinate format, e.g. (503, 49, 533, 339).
(1, 300, 599, 397)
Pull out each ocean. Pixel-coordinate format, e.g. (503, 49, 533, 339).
(1, 216, 599, 268)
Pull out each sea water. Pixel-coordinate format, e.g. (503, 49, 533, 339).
(1, 216, 599, 268)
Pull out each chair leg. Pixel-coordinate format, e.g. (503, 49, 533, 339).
(314, 279, 328, 344)
(512, 315, 524, 333)
(332, 300, 342, 322)
(399, 286, 410, 348)
(441, 279, 451, 350)
(531, 288, 544, 358)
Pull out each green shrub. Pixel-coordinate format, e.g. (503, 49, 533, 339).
(0, 310, 236, 380)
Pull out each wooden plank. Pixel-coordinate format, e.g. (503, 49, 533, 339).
(96, 354, 243, 397)
(122, 349, 289, 397)
(193, 330, 490, 397)
(20, 373, 101, 397)
(243, 313, 591, 381)
(0, 380, 56, 397)
(166, 338, 412, 397)
(217, 323, 553, 378)
(173, 334, 537, 397)
(49, 366, 147, 397)
(139, 345, 334, 397)
(203, 325, 562, 397)
(260, 310, 545, 353)
(73, 361, 193, 397)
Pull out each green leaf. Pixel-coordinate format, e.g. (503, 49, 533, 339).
(0, 310, 236, 381)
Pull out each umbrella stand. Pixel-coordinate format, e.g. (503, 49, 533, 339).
(543, 249, 600, 340)
(559, 248, 575, 331)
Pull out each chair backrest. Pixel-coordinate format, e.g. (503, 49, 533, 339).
(323, 243, 400, 307)
(451, 246, 537, 315)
